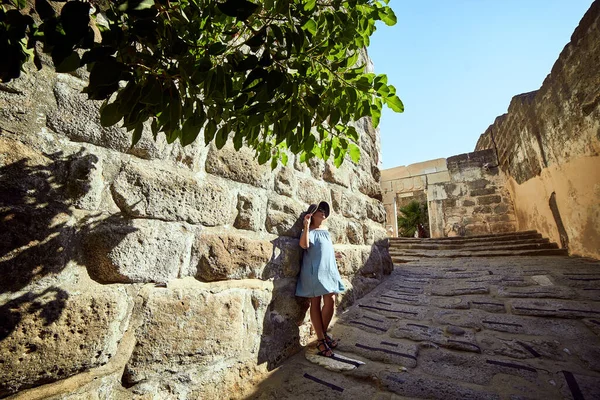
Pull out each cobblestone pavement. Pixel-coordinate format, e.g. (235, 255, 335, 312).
(249, 255, 600, 400)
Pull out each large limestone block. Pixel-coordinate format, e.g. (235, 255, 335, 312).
(323, 160, 351, 188)
(263, 236, 302, 279)
(360, 245, 382, 277)
(47, 75, 208, 168)
(112, 161, 234, 226)
(234, 191, 266, 231)
(0, 63, 57, 136)
(0, 283, 130, 397)
(296, 176, 331, 205)
(82, 218, 196, 283)
(354, 167, 383, 200)
(274, 166, 297, 197)
(122, 279, 306, 392)
(339, 191, 366, 219)
(65, 149, 105, 211)
(47, 75, 135, 154)
(306, 157, 325, 180)
(258, 277, 310, 368)
(326, 214, 348, 244)
(334, 246, 363, 276)
(205, 143, 271, 188)
(346, 220, 364, 245)
(363, 220, 389, 244)
(265, 194, 305, 237)
(366, 198, 386, 223)
(377, 244, 394, 275)
(125, 283, 310, 400)
(191, 232, 273, 281)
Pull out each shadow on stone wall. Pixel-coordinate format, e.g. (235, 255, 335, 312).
(0, 287, 68, 342)
(257, 217, 308, 371)
(338, 238, 393, 311)
(0, 145, 134, 346)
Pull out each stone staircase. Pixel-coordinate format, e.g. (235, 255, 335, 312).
(389, 230, 567, 263)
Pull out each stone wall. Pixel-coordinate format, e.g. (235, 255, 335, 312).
(380, 152, 516, 238)
(0, 60, 391, 397)
(475, 0, 600, 259)
(427, 149, 516, 238)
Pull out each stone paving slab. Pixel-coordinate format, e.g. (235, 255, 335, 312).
(247, 255, 600, 399)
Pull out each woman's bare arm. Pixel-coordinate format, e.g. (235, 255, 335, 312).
(299, 214, 311, 249)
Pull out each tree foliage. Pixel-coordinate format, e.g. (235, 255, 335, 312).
(0, 0, 403, 168)
(397, 200, 428, 238)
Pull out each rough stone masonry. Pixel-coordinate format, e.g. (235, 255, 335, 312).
(0, 50, 392, 398)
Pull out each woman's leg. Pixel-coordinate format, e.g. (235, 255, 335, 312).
(321, 293, 335, 333)
(309, 296, 326, 339)
(310, 296, 334, 356)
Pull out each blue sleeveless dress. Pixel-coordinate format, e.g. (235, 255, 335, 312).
(295, 229, 345, 298)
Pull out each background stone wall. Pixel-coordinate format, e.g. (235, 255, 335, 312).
(427, 149, 516, 238)
(475, 0, 600, 259)
(0, 57, 391, 398)
(380, 151, 516, 238)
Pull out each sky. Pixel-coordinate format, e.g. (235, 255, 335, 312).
(368, 0, 594, 170)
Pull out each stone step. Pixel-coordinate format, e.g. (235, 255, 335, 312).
(389, 237, 551, 250)
(389, 231, 541, 245)
(391, 248, 568, 260)
(389, 241, 558, 254)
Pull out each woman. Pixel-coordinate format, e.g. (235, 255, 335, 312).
(296, 201, 345, 357)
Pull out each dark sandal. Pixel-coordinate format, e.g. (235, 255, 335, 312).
(325, 333, 339, 349)
(316, 339, 334, 357)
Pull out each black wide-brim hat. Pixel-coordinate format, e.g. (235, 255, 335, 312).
(305, 201, 330, 218)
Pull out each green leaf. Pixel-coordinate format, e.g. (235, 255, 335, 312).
(281, 152, 288, 166)
(119, 0, 155, 12)
(346, 52, 359, 68)
(204, 120, 217, 145)
(378, 7, 397, 26)
(131, 123, 143, 147)
(386, 95, 404, 113)
(55, 51, 80, 73)
(345, 87, 357, 104)
(215, 124, 229, 149)
(140, 78, 162, 105)
(267, 70, 285, 92)
(181, 114, 204, 146)
(208, 42, 227, 56)
(333, 146, 346, 168)
(11, 0, 27, 9)
(217, 0, 260, 22)
(348, 143, 360, 163)
(100, 102, 123, 127)
(302, 19, 317, 36)
(233, 130, 244, 150)
(346, 126, 359, 142)
(270, 156, 278, 170)
(165, 128, 180, 144)
(242, 67, 268, 91)
(234, 54, 258, 72)
(270, 24, 284, 44)
(303, 0, 316, 12)
(321, 139, 332, 160)
(303, 133, 315, 153)
(258, 149, 269, 165)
